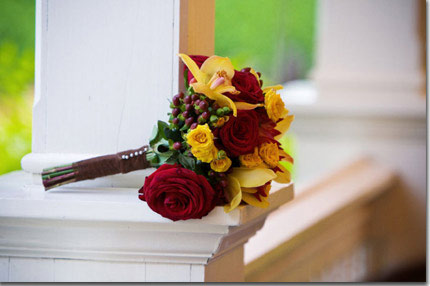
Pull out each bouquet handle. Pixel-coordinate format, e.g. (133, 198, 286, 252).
(42, 145, 150, 190)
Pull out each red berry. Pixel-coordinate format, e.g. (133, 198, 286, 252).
(199, 100, 208, 110)
(182, 111, 190, 118)
(194, 99, 201, 106)
(172, 95, 180, 106)
(201, 111, 210, 120)
(172, 118, 179, 125)
(172, 108, 180, 117)
(173, 142, 182, 150)
(190, 122, 198, 129)
(191, 94, 199, 101)
(209, 171, 216, 177)
(218, 172, 226, 178)
(185, 117, 194, 126)
(184, 95, 192, 104)
(212, 103, 220, 110)
(186, 104, 193, 111)
(178, 92, 184, 99)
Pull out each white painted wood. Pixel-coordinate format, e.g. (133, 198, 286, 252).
(190, 264, 205, 282)
(0, 171, 294, 282)
(146, 263, 190, 282)
(26, 0, 183, 188)
(0, 257, 9, 282)
(33, 0, 178, 155)
(311, 0, 424, 98)
(9, 257, 54, 282)
(53, 259, 146, 282)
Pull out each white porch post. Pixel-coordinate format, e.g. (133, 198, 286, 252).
(311, 0, 425, 106)
(0, 0, 294, 282)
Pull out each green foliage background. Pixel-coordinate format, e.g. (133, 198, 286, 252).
(215, 0, 316, 85)
(0, 0, 35, 174)
(0, 0, 314, 175)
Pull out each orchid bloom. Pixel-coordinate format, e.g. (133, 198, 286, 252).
(179, 54, 239, 116)
(224, 167, 277, 212)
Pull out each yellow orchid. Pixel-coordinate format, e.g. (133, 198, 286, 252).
(224, 167, 277, 212)
(242, 183, 271, 208)
(274, 114, 295, 140)
(179, 54, 239, 116)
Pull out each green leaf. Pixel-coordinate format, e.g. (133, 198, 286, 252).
(149, 120, 169, 146)
(164, 127, 182, 142)
(184, 69, 189, 90)
(178, 153, 196, 171)
(146, 149, 159, 166)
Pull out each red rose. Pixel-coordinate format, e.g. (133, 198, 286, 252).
(185, 55, 208, 83)
(227, 71, 263, 104)
(218, 110, 259, 157)
(139, 164, 217, 221)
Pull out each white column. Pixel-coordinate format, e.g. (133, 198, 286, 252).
(311, 0, 424, 110)
(22, 0, 215, 189)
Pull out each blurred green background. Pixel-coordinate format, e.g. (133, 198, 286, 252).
(0, 0, 35, 175)
(215, 0, 316, 85)
(0, 0, 315, 175)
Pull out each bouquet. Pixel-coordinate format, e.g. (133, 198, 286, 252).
(42, 54, 294, 221)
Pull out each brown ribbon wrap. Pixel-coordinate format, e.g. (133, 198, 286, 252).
(72, 145, 150, 181)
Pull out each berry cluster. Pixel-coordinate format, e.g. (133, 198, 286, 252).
(169, 92, 232, 132)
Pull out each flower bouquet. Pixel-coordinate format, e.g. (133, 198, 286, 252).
(41, 54, 294, 221)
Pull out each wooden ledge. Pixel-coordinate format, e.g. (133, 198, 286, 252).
(245, 157, 397, 282)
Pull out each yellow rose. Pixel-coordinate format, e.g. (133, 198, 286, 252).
(239, 147, 263, 168)
(259, 142, 280, 168)
(192, 146, 217, 163)
(186, 124, 216, 162)
(210, 150, 232, 172)
(265, 89, 288, 122)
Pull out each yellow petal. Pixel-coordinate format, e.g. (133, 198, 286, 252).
(200, 55, 235, 79)
(242, 192, 269, 208)
(235, 102, 264, 110)
(275, 115, 295, 140)
(213, 85, 237, 94)
(249, 68, 260, 82)
(230, 167, 277, 188)
(274, 163, 291, 184)
(178, 53, 206, 83)
(224, 176, 242, 213)
(192, 82, 237, 116)
(241, 187, 258, 194)
(263, 85, 283, 93)
(279, 149, 294, 164)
